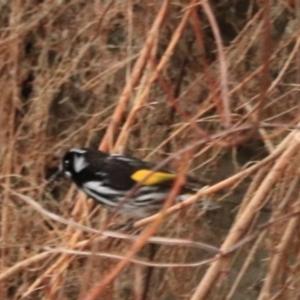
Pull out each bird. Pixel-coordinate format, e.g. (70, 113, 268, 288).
(59, 148, 215, 218)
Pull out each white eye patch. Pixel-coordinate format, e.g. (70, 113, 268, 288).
(73, 155, 89, 173)
(64, 171, 72, 178)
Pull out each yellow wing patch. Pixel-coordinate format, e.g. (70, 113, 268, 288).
(131, 169, 176, 185)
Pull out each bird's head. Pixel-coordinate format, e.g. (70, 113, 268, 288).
(60, 148, 89, 178)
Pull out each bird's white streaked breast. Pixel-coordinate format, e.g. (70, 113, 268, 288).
(84, 181, 125, 195)
(135, 192, 168, 202)
(82, 188, 118, 207)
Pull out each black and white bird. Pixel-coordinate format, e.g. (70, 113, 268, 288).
(59, 148, 213, 218)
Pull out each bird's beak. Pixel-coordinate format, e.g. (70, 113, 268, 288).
(47, 166, 64, 183)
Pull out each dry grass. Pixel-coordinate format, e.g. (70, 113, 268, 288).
(1, 0, 300, 299)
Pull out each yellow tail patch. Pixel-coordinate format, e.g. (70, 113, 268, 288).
(131, 169, 176, 185)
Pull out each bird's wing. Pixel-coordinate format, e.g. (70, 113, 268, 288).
(101, 154, 177, 190)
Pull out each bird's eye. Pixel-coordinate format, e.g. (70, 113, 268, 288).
(64, 160, 70, 166)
